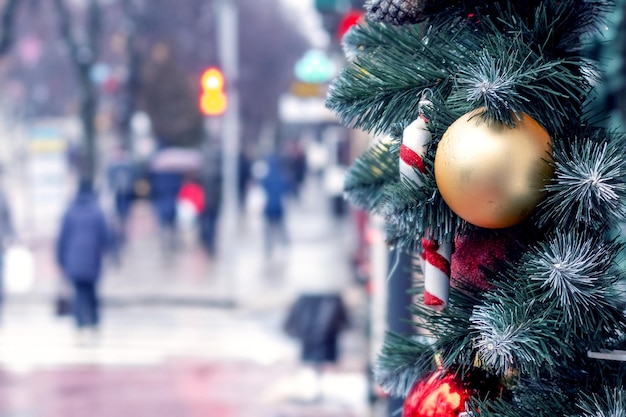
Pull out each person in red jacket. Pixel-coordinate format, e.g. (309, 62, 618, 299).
(177, 175, 205, 216)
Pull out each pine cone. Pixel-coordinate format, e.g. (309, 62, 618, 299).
(365, 0, 428, 25)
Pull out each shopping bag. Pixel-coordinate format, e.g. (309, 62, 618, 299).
(3, 244, 35, 294)
(54, 293, 73, 317)
(176, 199, 199, 227)
(54, 278, 73, 317)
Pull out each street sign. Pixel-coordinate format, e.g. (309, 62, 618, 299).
(294, 49, 336, 84)
(279, 94, 336, 123)
(289, 81, 325, 98)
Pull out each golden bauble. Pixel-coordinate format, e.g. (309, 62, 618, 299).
(434, 108, 553, 229)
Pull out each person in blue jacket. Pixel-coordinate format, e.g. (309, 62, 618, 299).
(260, 152, 292, 257)
(56, 181, 111, 332)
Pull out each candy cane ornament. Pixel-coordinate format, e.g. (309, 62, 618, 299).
(422, 238, 452, 306)
(399, 117, 428, 184)
(400, 113, 453, 307)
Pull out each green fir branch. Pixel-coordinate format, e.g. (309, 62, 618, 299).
(573, 387, 626, 417)
(326, 21, 462, 136)
(341, 21, 392, 60)
(539, 128, 626, 231)
(471, 380, 570, 417)
(469, 299, 571, 377)
(375, 285, 487, 397)
(329, 0, 625, 412)
(447, 31, 591, 131)
(489, 0, 612, 56)
(403, 279, 493, 372)
(523, 231, 625, 333)
(344, 137, 400, 212)
(481, 231, 626, 377)
(373, 332, 437, 397)
(382, 175, 462, 251)
(384, 121, 464, 250)
(381, 179, 430, 251)
(328, 7, 602, 139)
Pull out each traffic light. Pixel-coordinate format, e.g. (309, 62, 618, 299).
(199, 67, 227, 116)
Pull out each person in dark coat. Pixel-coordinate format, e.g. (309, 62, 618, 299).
(106, 151, 136, 245)
(149, 170, 184, 252)
(199, 156, 222, 257)
(284, 293, 349, 365)
(237, 150, 251, 212)
(286, 142, 307, 200)
(283, 292, 350, 401)
(56, 181, 111, 331)
(260, 152, 291, 257)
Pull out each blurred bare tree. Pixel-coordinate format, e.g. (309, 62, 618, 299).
(52, 0, 101, 185)
(140, 41, 205, 148)
(116, 0, 141, 152)
(0, 0, 20, 56)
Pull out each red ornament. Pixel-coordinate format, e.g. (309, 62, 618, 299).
(403, 369, 469, 417)
(451, 229, 517, 291)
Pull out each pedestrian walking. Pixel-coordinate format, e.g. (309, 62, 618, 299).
(286, 142, 307, 200)
(175, 173, 205, 247)
(106, 149, 136, 246)
(149, 146, 203, 253)
(199, 160, 222, 257)
(149, 170, 184, 252)
(237, 149, 252, 212)
(56, 181, 111, 337)
(283, 292, 350, 401)
(259, 152, 291, 257)
(177, 173, 205, 222)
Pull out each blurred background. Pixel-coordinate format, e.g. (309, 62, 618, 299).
(0, 0, 392, 416)
(0, 0, 623, 416)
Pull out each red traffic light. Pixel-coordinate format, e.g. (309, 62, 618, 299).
(200, 67, 227, 116)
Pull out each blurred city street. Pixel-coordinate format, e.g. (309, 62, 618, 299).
(0, 178, 372, 417)
(0, 0, 390, 415)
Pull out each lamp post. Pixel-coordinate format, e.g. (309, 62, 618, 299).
(216, 0, 239, 303)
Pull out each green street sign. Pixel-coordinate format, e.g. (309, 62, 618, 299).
(294, 50, 336, 84)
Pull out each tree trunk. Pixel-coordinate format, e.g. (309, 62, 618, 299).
(118, 0, 142, 153)
(0, 0, 20, 56)
(53, 0, 101, 186)
(78, 63, 98, 184)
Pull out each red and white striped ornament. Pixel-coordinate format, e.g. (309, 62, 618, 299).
(400, 110, 452, 307)
(400, 116, 429, 184)
(422, 238, 452, 307)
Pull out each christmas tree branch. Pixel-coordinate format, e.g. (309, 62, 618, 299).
(539, 128, 626, 231)
(344, 137, 399, 212)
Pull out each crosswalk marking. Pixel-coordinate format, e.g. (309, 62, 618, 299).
(0, 303, 299, 371)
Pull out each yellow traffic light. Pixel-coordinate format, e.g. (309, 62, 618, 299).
(200, 67, 227, 116)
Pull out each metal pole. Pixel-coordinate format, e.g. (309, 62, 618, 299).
(385, 247, 414, 416)
(216, 0, 239, 302)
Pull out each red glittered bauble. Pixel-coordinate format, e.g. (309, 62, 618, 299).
(403, 369, 469, 417)
(451, 229, 518, 291)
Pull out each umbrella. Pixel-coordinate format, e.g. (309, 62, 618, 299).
(150, 147, 203, 172)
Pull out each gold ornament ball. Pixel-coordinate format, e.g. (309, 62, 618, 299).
(434, 108, 553, 229)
